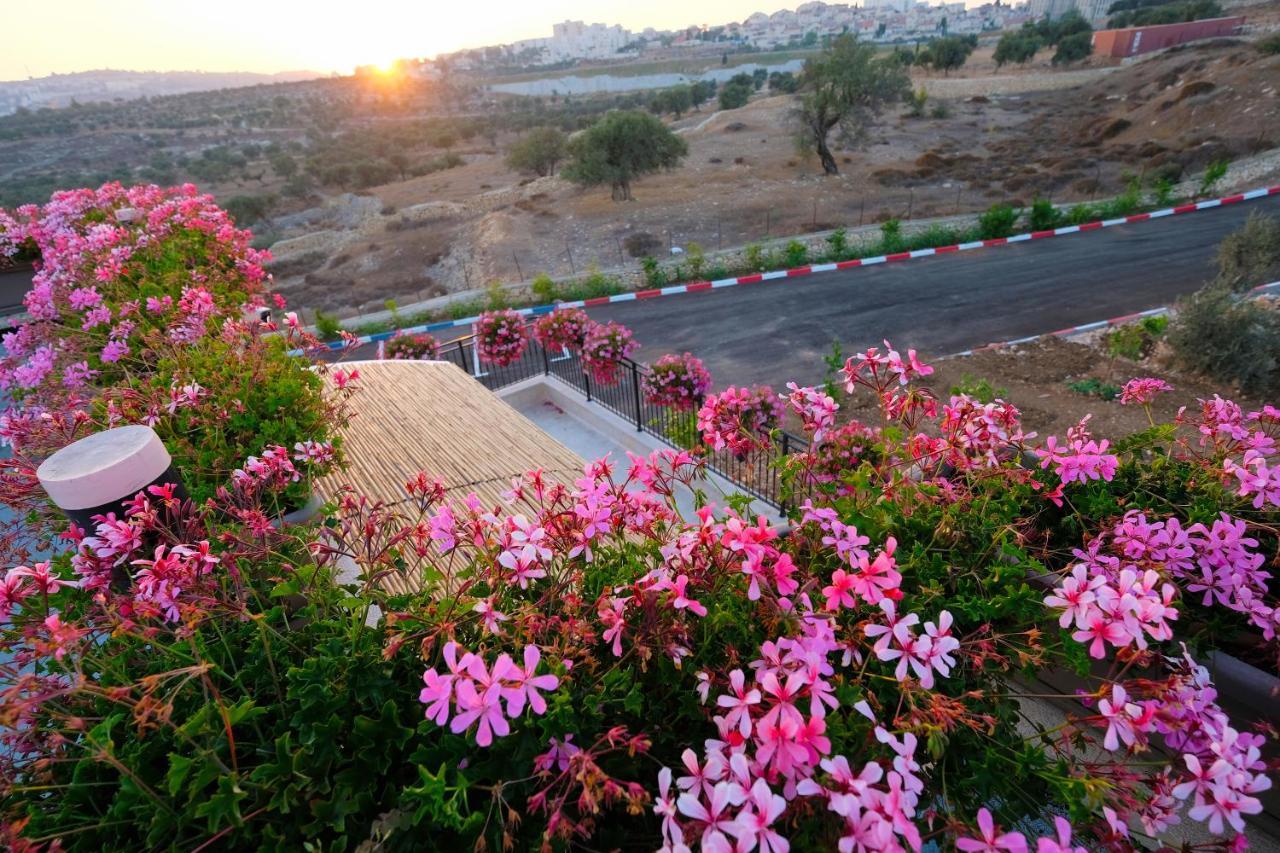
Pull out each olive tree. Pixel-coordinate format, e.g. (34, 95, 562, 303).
(793, 36, 911, 175)
(506, 127, 569, 177)
(562, 111, 688, 201)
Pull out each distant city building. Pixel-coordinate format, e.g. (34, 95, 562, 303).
(1027, 0, 1108, 21)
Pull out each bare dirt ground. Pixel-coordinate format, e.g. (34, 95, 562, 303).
(268, 36, 1280, 316)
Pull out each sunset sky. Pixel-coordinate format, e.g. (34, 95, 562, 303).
(5, 0, 825, 80)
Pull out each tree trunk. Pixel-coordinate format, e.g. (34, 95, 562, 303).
(815, 134, 839, 176)
(612, 180, 633, 201)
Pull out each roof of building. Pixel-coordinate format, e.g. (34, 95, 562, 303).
(316, 360, 585, 512)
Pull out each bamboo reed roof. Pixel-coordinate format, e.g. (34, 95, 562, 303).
(316, 360, 584, 511)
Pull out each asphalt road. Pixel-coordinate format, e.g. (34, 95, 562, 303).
(342, 194, 1279, 387)
(583, 193, 1280, 388)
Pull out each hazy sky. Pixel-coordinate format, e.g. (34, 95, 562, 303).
(5, 0, 809, 80)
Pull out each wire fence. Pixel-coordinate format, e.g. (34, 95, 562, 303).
(431, 334, 809, 509)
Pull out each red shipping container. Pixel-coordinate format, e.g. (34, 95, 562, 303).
(1092, 16, 1245, 57)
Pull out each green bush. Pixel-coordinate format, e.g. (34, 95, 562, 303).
(908, 223, 965, 251)
(641, 255, 666, 287)
(1168, 284, 1280, 394)
(1064, 201, 1095, 224)
(531, 272, 558, 303)
(1258, 32, 1280, 54)
(1214, 212, 1280, 292)
(1066, 377, 1122, 400)
(315, 310, 344, 341)
(744, 243, 766, 271)
(1027, 198, 1062, 231)
(878, 219, 904, 254)
(1198, 159, 1229, 198)
(784, 239, 809, 267)
(977, 203, 1020, 239)
(1106, 315, 1167, 360)
(825, 228, 849, 259)
(126, 335, 338, 507)
(686, 242, 707, 280)
(950, 374, 1009, 403)
(1099, 178, 1142, 218)
(1153, 176, 1176, 207)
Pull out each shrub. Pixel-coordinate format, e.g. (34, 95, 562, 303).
(1100, 178, 1142, 218)
(531, 273, 558, 303)
(1167, 283, 1280, 394)
(641, 255, 665, 287)
(929, 101, 950, 119)
(126, 334, 342, 507)
(1067, 202, 1100, 225)
(1258, 31, 1280, 54)
(784, 239, 808, 267)
(686, 242, 706, 280)
(1066, 376, 1122, 400)
(384, 332, 440, 361)
(906, 87, 928, 118)
(581, 320, 637, 386)
(474, 308, 530, 366)
(878, 218, 904, 253)
(1052, 30, 1093, 65)
(1198, 159, 1229, 198)
(642, 352, 713, 410)
(1153, 175, 1177, 207)
(1106, 315, 1166, 360)
(0, 183, 270, 400)
(977, 203, 1019, 239)
(825, 227, 849, 259)
(1027, 197, 1062, 231)
(485, 280, 511, 310)
(744, 243, 766, 271)
(1214, 212, 1280, 292)
(950, 373, 1009, 403)
(315, 310, 344, 341)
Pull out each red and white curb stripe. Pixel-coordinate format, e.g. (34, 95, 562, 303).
(314, 184, 1280, 354)
(949, 280, 1280, 357)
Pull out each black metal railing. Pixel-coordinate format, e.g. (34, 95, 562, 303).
(432, 335, 808, 510)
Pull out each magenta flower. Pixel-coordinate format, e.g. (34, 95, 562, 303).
(956, 808, 1028, 853)
(1119, 377, 1173, 406)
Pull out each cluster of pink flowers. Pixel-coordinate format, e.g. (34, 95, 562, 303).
(474, 309, 530, 367)
(841, 341, 934, 395)
(932, 394, 1031, 470)
(383, 332, 440, 361)
(582, 321, 638, 386)
(1216, 405, 1280, 510)
(231, 445, 302, 492)
(532, 308, 592, 353)
(697, 385, 784, 456)
(1047, 510, 1278, 654)
(1037, 416, 1119, 485)
(418, 641, 560, 746)
(643, 353, 714, 410)
(785, 383, 838, 444)
(1119, 377, 1173, 406)
(0, 183, 270, 402)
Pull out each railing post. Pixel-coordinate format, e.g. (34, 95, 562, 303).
(630, 361, 643, 431)
(583, 369, 592, 402)
(541, 342, 550, 376)
(779, 432, 791, 513)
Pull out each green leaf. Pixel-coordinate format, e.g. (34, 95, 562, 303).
(166, 753, 194, 798)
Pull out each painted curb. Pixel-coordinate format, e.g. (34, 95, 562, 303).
(303, 183, 1280, 355)
(949, 280, 1280, 357)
